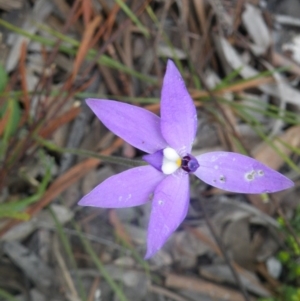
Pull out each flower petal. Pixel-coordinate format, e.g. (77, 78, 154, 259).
(194, 152, 294, 193)
(86, 99, 167, 153)
(160, 60, 197, 153)
(78, 166, 166, 208)
(145, 173, 189, 258)
(143, 150, 163, 171)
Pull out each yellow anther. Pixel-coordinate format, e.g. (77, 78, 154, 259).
(176, 158, 182, 167)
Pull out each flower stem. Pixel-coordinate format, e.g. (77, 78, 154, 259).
(35, 136, 146, 168)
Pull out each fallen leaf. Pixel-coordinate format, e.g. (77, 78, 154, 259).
(253, 125, 300, 170)
(165, 273, 255, 301)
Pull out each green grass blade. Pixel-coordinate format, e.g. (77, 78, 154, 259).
(0, 153, 52, 219)
(35, 136, 146, 167)
(74, 222, 130, 301)
(50, 207, 87, 301)
(145, 5, 184, 74)
(0, 89, 160, 104)
(116, 234, 150, 277)
(215, 67, 243, 89)
(0, 288, 19, 301)
(0, 211, 30, 220)
(0, 99, 21, 159)
(219, 97, 300, 125)
(35, 22, 154, 82)
(114, 0, 149, 37)
(0, 64, 8, 92)
(275, 138, 300, 157)
(236, 107, 300, 173)
(0, 18, 156, 83)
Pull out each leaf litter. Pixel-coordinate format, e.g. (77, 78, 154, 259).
(0, 1, 299, 301)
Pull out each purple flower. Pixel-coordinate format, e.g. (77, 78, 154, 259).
(78, 60, 294, 258)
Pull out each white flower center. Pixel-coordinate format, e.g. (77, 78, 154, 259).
(161, 147, 182, 175)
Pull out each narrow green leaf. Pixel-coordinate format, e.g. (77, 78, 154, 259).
(0, 90, 160, 104)
(0, 288, 19, 301)
(35, 136, 146, 167)
(0, 99, 21, 159)
(0, 18, 156, 83)
(114, 0, 149, 37)
(236, 108, 300, 173)
(50, 208, 87, 301)
(74, 222, 130, 301)
(215, 67, 243, 90)
(0, 211, 30, 220)
(0, 64, 8, 92)
(0, 99, 21, 138)
(0, 155, 52, 219)
(145, 5, 184, 73)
